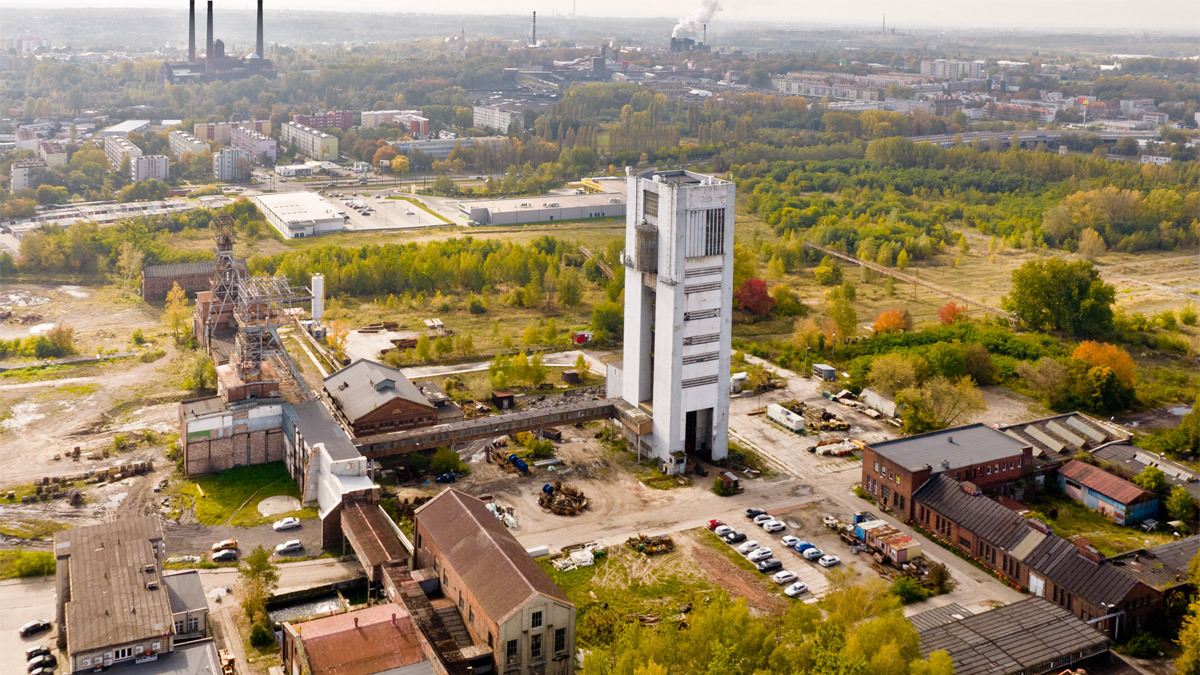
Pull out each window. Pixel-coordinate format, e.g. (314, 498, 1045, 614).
(685, 208, 726, 258)
(506, 639, 519, 663)
(175, 621, 184, 633)
(488, 632, 494, 648)
(115, 647, 133, 661)
(458, 591, 464, 609)
(187, 616, 199, 632)
(416, 534, 422, 548)
(469, 607, 474, 624)
(643, 190, 658, 218)
(531, 610, 543, 629)
(874, 461, 879, 473)
(531, 633, 543, 659)
(555, 628, 566, 653)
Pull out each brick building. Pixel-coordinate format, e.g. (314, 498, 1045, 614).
(414, 490, 576, 674)
(861, 424, 1032, 520)
(292, 110, 356, 130)
(141, 260, 246, 300)
(324, 360, 438, 439)
(282, 602, 434, 675)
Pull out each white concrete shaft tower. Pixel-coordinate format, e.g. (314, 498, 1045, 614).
(620, 169, 734, 473)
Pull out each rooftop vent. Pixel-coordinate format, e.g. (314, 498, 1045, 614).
(147, 581, 159, 591)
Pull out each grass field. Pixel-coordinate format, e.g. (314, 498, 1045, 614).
(0, 549, 55, 579)
(1023, 493, 1174, 557)
(176, 462, 316, 527)
(0, 518, 70, 540)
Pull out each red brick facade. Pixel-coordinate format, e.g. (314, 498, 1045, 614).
(861, 445, 1031, 521)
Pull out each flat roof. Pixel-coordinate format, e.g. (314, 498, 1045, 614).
(164, 570, 207, 614)
(101, 119, 150, 135)
(868, 423, 1030, 472)
(459, 192, 624, 214)
(103, 639, 219, 675)
(254, 192, 343, 228)
(288, 400, 361, 461)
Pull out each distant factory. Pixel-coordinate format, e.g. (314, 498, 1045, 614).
(160, 0, 276, 85)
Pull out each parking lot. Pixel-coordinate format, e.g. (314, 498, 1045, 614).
(315, 190, 443, 232)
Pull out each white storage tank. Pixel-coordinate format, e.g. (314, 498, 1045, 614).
(311, 273, 324, 325)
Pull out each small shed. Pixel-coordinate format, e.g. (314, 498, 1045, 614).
(719, 471, 741, 491)
(491, 390, 515, 410)
(813, 364, 836, 381)
(562, 369, 581, 384)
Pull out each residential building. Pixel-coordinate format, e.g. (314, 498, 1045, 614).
(38, 140, 67, 168)
(1057, 460, 1158, 525)
(1141, 154, 1172, 165)
(282, 603, 434, 675)
(104, 134, 142, 169)
(771, 75, 882, 101)
(985, 102, 1056, 123)
(608, 169, 735, 472)
(98, 119, 151, 137)
(324, 359, 438, 438)
(15, 126, 41, 151)
(473, 105, 523, 132)
(361, 109, 428, 134)
(1121, 98, 1155, 115)
(168, 129, 208, 158)
(141, 259, 246, 300)
(132, 155, 170, 182)
(390, 136, 505, 159)
(292, 110, 355, 130)
(920, 59, 985, 80)
(861, 424, 1032, 520)
(193, 120, 271, 144)
(913, 597, 1110, 675)
(10, 158, 47, 191)
(54, 517, 176, 672)
(164, 570, 208, 641)
(230, 125, 277, 164)
(281, 122, 339, 160)
(212, 147, 251, 182)
(413, 489, 576, 674)
(253, 191, 345, 239)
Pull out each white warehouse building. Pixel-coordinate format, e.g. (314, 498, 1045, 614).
(606, 169, 735, 474)
(457, 192, 625, 225)
(254, 192, 345, 239)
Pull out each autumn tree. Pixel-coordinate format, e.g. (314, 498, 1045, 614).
(1072, 341, 1136, 388)
(116, 241, 144, 297)
(937, 302, 966, 325)
(1175, 550, 1200, 674)
(792, 317, 822, 352)
(896, 376, 986, 434)
(1077, 228, 1107, 262)
(873, 309, 912, 334)
(736, 278, 775, 316)
(46, 323, 76, 356)
(163, 282, 191, 342)
(868, 354, 919, 397)
(390, 154, 410, 174)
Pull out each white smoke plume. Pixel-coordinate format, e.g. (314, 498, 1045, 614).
(672, 0, 722, 38)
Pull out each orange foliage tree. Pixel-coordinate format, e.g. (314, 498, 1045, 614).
(938, 302, 967, 325)
(1072, 341, 1136, 387)
(874, 309, 913, 334)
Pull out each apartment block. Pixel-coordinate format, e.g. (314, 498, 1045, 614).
(168, 129, 208, 158)
(230, 125, 277, 164)
(280, 122, 339, 160)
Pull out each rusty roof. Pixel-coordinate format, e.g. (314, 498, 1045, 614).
(341, 501, 409, 571)
(294, 603, 430, 675)
(415, 489, 571, 624)
(1058, 459, 1154, 505)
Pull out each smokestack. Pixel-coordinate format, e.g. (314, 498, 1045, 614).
(703, 23, 706, 44)
(188, 0, 196, 62)
(256, 0, 264, 58)
(205, 0, 214, 75)
(531, 11, 536, 46)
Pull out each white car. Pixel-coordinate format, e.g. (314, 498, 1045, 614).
(780, 535, 801, 548)
(772, 570, 798, 585)
(784, 581, 810, 597)
(747, 548, 774, 563)
(762, 520, 786, 533)
(275, 540, 304, 555)
(752, 513, 774, 525)
(714, 525, 733, 537)
(737, 540, 760, 555)
(818, 555, 841, 568)
(272, 517, 301, 531)
(802, 547, 825, 561)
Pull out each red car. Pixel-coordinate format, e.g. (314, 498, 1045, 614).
(706, 519, 725, 531)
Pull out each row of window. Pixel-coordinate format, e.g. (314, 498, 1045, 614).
(872, 461, 902, 485)
(504, 626, 567, 663)
(173, 616, 200, 633)
(953, 458, 1022, 482)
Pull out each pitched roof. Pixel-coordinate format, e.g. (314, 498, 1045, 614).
(999, 412, 1128, 467)
(143, 260, 246, 278)
(867, 423, 1029, 472)
(908, 603, 972, 632)
(293, 603, 431, 675)
(54, 517, 174, 656)
(1092, 443, 1200, 501)
(912, 474, 1037, 550)
(415, 489, 571, 624)
(1110, 536, 1200, 591)
(164, 570, 207, 614)
(918, 597, 1109, 675)
(1058, 459, 1153, 505)
(324, 359, 433, 423)
(287, 400, 361, 461)
(1022, 535, 1139, 607)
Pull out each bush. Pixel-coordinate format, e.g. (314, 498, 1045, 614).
(1125, 633, 1160, 658)
(430, 447, 468, 475)
(249, 620, 275, 648)
(712, 478, 736, 497)
(526, 437, 554, 459)
(889, 576, 932, 604)
(467, 295, 487, 314)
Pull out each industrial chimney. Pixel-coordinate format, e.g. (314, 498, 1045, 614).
(205, 0, 214, 76)
(311, 273, 325, 327)
(188, 0, 196, 62)
(256, 0, 264, 59)
(531, 11, 536, 47)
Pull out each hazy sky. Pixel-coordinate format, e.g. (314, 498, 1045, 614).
(3, 0, 1199, 32)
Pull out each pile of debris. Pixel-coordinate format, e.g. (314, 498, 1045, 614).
(778, 399, 849, 432)
(538, 482, 587, 515)
(550, 543, 607, 571)
(625, 533, 675, 556)
(485, 501, 519, 529)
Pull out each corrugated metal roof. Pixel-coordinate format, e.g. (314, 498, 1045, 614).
(1059, 460, 1153, 505)
(913, 474, 1036, 550)
(294, 603, 431, 675)
(324, 359, 433, 423)
(341, 501, 409, 571)
(1023, 536, 1138, 607)
(415, 489, 571, 625)
(918, 597, 1108, 675)
(999, 412, 1127, 467)
(143, 259, 245, 278)
(1092, 444, 1200, 501)
(908, 603, 972, 632)
(867, 423, 1029, 472)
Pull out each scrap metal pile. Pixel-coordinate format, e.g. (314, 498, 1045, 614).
(781, 399, 850, 432)
(625, 533, 675, 556)
(538, 481, 588, 515)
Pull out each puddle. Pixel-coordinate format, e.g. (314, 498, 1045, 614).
(1169, 407, 1193, 416)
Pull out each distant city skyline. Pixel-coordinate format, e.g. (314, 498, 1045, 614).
(1, 0, 1198, 33)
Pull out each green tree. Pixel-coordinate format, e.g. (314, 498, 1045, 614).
(415, 335, 432, 361)
(591, 302, 623, 339)
(1134, 466, 1170, 496)
(558, 268, 584, 307)
(163, 282, 191, 342)
(868, 354, 919, 397)
(237, 545, 279, 623)
(431, 447, 466, 474)
(1166, 485, 1198, 523)
(826, 296, 857, 342)
(117, 241, 144, 297)
(897, 376, 986, 434)
(1003, 258, 1116, 336)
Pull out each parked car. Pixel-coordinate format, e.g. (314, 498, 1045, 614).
(275, 540, 304, 555)
(780, 536, 801, 548)
(28, 668, 55, 675)
(822, 515, 839, 528)
(736, 540, 760, 554)
(272, 517, 301, 531)
(772, 570, 798, 585)
(784, 581, 810, 597)
(18, 620, 51, 637)
(747, 548, 774, 563)
(723, 531, 747, 544)
(211, 539, 238, 552)
(714, 525, 733, 537)
(706, 519, 725, 531)
(818, 555, 841, 568)
(744, 508, 766, 519)
(756, 558, 783, 573)
(762, 520, 786, 533)
(752, 514, 774, 525)
(802, 547, 824, 561)
(435, 472, 457, 483)
(212, 549, 238, 563)
(27, 653, 56, 671)
(793, 541, 816, 553)
(25, 646, 49, 661)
